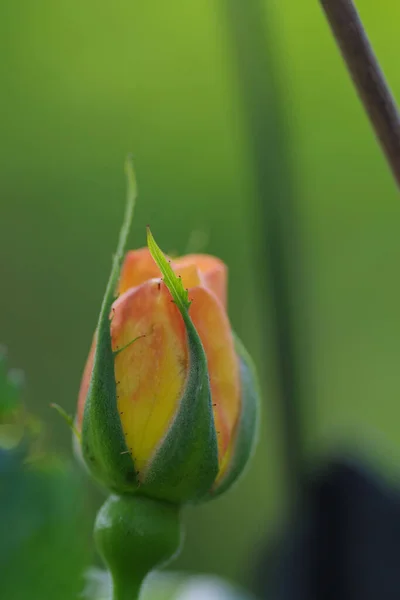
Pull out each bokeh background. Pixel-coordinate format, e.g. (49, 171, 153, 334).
(1, 0, 400, 598)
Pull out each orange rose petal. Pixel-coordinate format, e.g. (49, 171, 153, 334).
(172, 263, 202, 290)
(118, 248, 162, 295)
(174, 254, 227, 307)
(213, 422, 237, 488)
(111, 280, 189, 476)
(76, 336, 96, 431)
(188, 286, 240, 474)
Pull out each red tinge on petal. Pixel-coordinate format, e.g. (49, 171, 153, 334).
(76, 336, 96, 432)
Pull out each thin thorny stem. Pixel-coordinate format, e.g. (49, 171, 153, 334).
(320, 0, 400, 189)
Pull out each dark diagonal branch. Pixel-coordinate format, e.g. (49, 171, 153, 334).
(320, 0, 400, 189)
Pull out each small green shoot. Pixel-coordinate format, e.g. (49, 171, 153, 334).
(147, 227, 191, 313)
(51, 403, 81, 441)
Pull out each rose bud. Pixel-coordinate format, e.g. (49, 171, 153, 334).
(76, 229, 259, 504)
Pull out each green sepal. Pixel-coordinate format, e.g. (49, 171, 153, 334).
(207, 334, 260, 499)
(81, 158, 139, 493)
(142, 229, 219, 503)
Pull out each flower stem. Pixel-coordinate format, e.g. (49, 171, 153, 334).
(94, 494, 182, 600)
(112, 579, 142, 600)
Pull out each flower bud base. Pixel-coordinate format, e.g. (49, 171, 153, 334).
(94, 494, 182, 600)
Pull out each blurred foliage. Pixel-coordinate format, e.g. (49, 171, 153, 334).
(0, 351, 92, 599)
(0, 452, 91, 600)
(82, 569, 254, 600)
(0, 346, 25, 418)
(1, 0, 400, 594)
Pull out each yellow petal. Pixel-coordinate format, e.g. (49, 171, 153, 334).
(111, 280, 189, 477)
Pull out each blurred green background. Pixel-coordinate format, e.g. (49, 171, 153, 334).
(1, 0, 400, 596)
